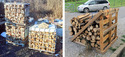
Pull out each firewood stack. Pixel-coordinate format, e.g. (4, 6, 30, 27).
(69, 8, 118, 50)
(28, 24, 57, 53)
(4, 3, 29, 25)
(4, 3, 30, 47)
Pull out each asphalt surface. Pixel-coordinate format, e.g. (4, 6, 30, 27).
(65, 7, 125, 57)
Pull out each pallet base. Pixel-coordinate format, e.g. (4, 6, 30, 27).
(95, 36, 118, 54)
(29, 47, 55, 55)
(6, 40, 25, 47)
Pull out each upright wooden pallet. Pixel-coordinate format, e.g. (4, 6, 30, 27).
(96, 8, 119, 53)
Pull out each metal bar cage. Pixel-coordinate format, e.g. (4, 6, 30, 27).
(28, 25, 57, 53)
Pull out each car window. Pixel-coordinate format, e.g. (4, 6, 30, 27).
(89, 1, 96, 5)
(84, 1, 91, 5)
(97, 1, 108, 4)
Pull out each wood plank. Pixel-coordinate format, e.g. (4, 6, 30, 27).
(71, 11, 103, 42)
(115, 9, 118, 41)
(77, 13, 90, 19)
(99, 16, 104, 51)
(103, 23, 117, 35)
(103, 18, 109, 25)
(111, 35, 115, 41)
(103, 16, 116, 25)
(102, 41, 109, 49)
(103, 29, 115, 42)
(109, 13, 112, 43)
(101, 36, 118, 53)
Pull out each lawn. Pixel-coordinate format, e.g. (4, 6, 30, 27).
(65, 0, 125, 12)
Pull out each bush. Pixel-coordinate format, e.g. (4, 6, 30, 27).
(22, 0, 62, 19)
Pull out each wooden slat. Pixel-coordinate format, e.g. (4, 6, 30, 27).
(99, 16, 104, 51)
(71, 11, 103, 41)
(103, 18, 109, 25)
(115, 9, 118, 41)
(111, 35, 115, 41)
(103, 16, 116, 25)
(102, 41, 109, 49)
(101, 36, 118, 53)
(109, 13, 112, 43)
(103, 29, 115, 42)
(103, 23, 117, 35)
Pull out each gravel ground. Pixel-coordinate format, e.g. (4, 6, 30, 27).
(65, 7, 125, 57)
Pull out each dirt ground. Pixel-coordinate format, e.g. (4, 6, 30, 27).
(65, 7, 125, 57)
(0, 34, 62, 57)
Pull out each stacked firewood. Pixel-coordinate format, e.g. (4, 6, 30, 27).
(5, 23, 29, 40)
(4, 3, 30, 46)
(69, 13, 103, 48)
(4, 3, 29, 24)
(29, 25, 57, 53)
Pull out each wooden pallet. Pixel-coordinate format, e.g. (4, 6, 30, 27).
(96, 8, 119, 53)
(6, 39, 28, 47)
(28, 28, 57, 53)
(70, 8, 119, 53)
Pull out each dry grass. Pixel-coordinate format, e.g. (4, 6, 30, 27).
(22, 0, 62, 19)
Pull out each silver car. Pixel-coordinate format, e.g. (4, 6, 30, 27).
(78, 0, 110, 13)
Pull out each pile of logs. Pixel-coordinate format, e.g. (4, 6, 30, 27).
(5, 23, 29, 40)
(69, 13, 100, 48)
(4, 3, 29, 25)
(29, 25, 57, 53)
(4, 3, 30, 46)
(69, 8, 119, 53)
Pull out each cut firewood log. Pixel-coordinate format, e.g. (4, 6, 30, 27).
(72, 22, 75, 26)
(91, 43, 95, 47)
(95, 44, 98, 48)
(94, 33, 97, 35)
(77, 13, 90, 19)
(97, 41, 100, 45)
(81, 39, 86, 44)
(93, 28, 97, 32)
(91, 40, 96, 43)
(82, 35, 86, 38)
(69, 26, 73, 31)
(91, 35, 96, 40)
(96, 36, 100, 40)
(88, 32, 92, 35)
(90, 25, 93, 30)
(96, 25, 99, 28)
(75, 38, 80, 42)
(87, 27, 91, 31)
(69, 32, 74, 36)
(85, 30, 89, 34)
(73, 28, 77, 35)
(86, 36, 91, 40)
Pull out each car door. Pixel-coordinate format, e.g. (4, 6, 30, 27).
(97, 1, 108, 10)
(88, 1, 98, 11)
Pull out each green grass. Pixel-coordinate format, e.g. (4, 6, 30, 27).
(122, 35, 125, 38)
(109, 47, 117, 52)
(65, 0, 125, 12)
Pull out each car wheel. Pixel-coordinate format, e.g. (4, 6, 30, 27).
(103, 7, 107, 10)
(84, 8, 89, 13)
